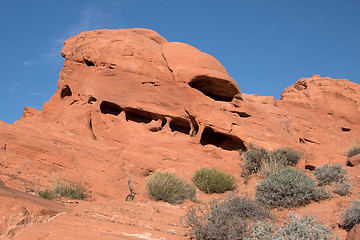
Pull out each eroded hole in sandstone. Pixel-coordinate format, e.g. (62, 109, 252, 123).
(188, 75, 239, 102)
(161, 118, 167, 127)
(231, 111, 251, 118)
(305, 165, 316, 171)
(60, 85, 72, 99)
(200, 127, 246, 151)
(100, 101, 122, 116)
(185, 110, 199, 136)
(84, 59, 95, 67)
(125, 108, 155, 124)
(341, 127, 351, 132)
(88, 96, 97, 104)
(169, 118, 191, 135)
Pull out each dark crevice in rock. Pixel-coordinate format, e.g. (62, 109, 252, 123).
(88, 96, 97, 104)
(60, 85, 72, 99)
(141, 81, 160, 87)
(341, 127, 351, 132)
(188, 75, 239, 102)
(124, 108, 156, 124)
(100, 101, 123, 116)
(84, 59, 95, 67)
(200, 126, 246, 151)
(89, 113, 97, 140)
(169, 118, 191, 135)
(305, 165, 316, 171)
(161, 53, 175, 81)
(161, 118, 167, 128)
(231, 111, 251, 118)
(185, 110, 199, 136)
(70, 100, 79, 105)
(299, 138, 319, 144)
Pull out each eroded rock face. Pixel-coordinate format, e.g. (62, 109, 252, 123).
(347, 224, 360, 240)
(0, 29, 359, 240)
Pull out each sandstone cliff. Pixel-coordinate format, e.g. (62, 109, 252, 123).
(1, 28, 359, 239)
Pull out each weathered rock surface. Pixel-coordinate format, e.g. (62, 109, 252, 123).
(1, 28, 360, 239)
(347, 154, 360, 167)
(347, 224, 360, 240)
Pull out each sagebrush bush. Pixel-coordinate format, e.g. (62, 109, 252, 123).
(245, 214, 334, 240)
(146, 171, 196, 204)
(184, 195, 270, 240)
(37, 179, 87, 200)
(255, 168, 329, 208)
(314, 164, 348, 186)
(241, 146, 270, 179)
(342, 199, 360, 229)
(271, 148, 302, 166)
(192, 168, 236, 194)
(346, 144, 360, 158)
(241, 146, 302, 181)
(332, 181, 352, 196)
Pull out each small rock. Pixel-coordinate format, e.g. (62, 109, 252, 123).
(347, 154, 360, 167)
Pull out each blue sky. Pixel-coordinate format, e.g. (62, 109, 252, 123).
(0, 0, 359, 123)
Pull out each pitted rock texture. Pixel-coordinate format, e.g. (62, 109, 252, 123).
(0, 29, 360, 239)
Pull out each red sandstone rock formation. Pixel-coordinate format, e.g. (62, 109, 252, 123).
(1, 28, 359, 239)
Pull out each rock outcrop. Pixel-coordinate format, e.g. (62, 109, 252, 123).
(1, 28, 359, 239)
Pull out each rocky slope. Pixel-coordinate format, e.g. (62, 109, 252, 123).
(1, 28, 360, 239)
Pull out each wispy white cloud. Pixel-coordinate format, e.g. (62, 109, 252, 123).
(8, 82, 23, 94)
(43, 5, 116, 62)
(30, 92, 47, 97)
(67, 7, 113, 37)
(22, 60, 38, 66)
(22, 60, 31, 66)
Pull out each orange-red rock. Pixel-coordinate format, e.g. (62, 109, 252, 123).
(347, 224, 360, 240)
(1, 29, 359, 239)
(347, 154, 360, 167)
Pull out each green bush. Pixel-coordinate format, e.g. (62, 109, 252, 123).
(241, 146, 302, 181)
(255, 168, 329, 208)
(192, 168, 236, 194)
(314, 164, 348, 186)
(53, 180, 87, 200)
(246, 214, 334, 240)
(146, 171, 196, 204)
(37, 179, 87, 200)
(346, 144, 360, 158)
(342, 199, 360, 229)
(184, 195, 270, 240)
(38, 188, 56, 200)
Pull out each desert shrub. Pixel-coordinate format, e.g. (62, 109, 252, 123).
(241, 146, 270, 179)
(271, 148, 301, 165)
(314, 164, 348, 186)
(275, 214, 334, 239)
(241, 146, 302, 181)
(342, 199, 360, 229)
(332, 181, 352, 196)
(37, 188, 56, 200)
(256, 168, 329, 208)
(146, 171, 196, 204)
(53, 180, 87, 200)
(184, 195, 270, 240)
(346, 144, 360, 158)
(37, 179, 87, 200)
(244, 221, 278, 240)
(245, 214, 334, 240)
(192, 168, 236, 194)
